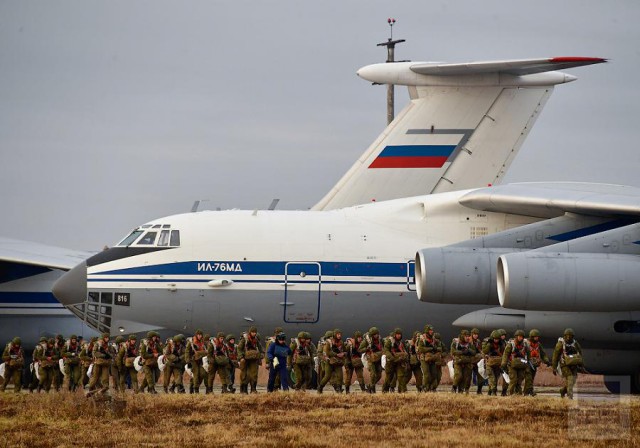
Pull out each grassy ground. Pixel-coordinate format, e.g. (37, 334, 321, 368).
(0, 391, 637, 448)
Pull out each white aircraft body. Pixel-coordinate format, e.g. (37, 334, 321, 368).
(51, 56, 640, 393)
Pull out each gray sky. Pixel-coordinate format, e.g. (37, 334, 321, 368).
(1, 1, 639, 250)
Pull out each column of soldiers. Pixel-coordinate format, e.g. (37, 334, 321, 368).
(1, 327, 584, 398)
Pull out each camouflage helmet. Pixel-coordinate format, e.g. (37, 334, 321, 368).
(368, 327, 379, 336)
(115, 336, 125, 344)
(274, 327, 284, 335)
(216, 332, 225, 339)
(498, 329, 507, 337)
(249, 326, 258, 333)
(529, 329, 541, 338)
(128, 334, 137, 341)
(101, 332, 110, 339)
(490, 330, 500, 339)
(297, 331, 306, 339)
(471, 328, 480, 335)
(39, 336, 47, 343)
(564, 328, 575, 336)
(434, 332, 441, 339)
(55, 334, 64, 340)
(459, 330, 470, 337)
(324, 330, 334, 339)
(89, 337, 98, 343)
(147, 331, 159, 338)
(354, 331, 362, 338)
(424, 324, 434, 333)
(303, 332, 312, 339)
(195, 329, 203, 335)
(333, 329, 342, 336)
(69, 334, 78, 340)
(204, 333, 211, 340)
(173, 334, 184, 343)
(47, 338, 55, 344)
(393, 327, 403, 335)
(225, 334, 236, 342)
(12, 337, 21, 345)
(413, 330, 421, 338)
(514, 330, 525, 337)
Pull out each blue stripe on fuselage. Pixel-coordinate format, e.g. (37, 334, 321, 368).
(0, 291, 61, 304)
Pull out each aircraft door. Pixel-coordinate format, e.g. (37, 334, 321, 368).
(283, 262, 321, 323)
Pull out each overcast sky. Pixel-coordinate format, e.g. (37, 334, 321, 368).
(1, 1, 639, 250)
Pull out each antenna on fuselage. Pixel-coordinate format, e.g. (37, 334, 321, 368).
(191, 199, 211, 212)
(376, 18, 405, 125)
(268, 198, 280, 210)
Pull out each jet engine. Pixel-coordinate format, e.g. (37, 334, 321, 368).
(497, 252, 640, 312)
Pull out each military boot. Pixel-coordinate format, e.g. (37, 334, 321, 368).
(229, 385, 236, 393)
(189, 384, 194, 394)
(317, 384, 324, 394)
(163, 386, 169, 393)
(477, 383, 483, 395)
(240, 384, 248, 394)
(560, 388, 567, 398)
(451, 385, 457, 393)
(345, 386, 350, 394)
(250, 384, 257, 394)
(221, 385, 228, 394)
(360, 383, 366, 392)
(501, 388, 507, 397)
(169, 384, 176, 393)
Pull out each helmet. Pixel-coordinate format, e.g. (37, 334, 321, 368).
(529, 329, 541, 338)
(354, 331, 362, 338)
(249, 326, 258, 333)
(128, 334, 137, 341)
(47, 338, 55, 345)
(195, 329, 203, 335)
(368, 327, 379, 336)
(225, 334, 235, 342)
(514, 330, 525, 337)
(490, 330, 500, 339)
(147, 331, 159, 338)
(56, 334, 64, 340)
(69, 334, 78, 340)
(471, 328, 480, 335)
(459, 330, 470, 337)
(393, 328, 402, 335)
(89, 337, 98, 343)
(216, 332, 225, 339)
(12, 337, 21, 345)
(434, 332, 441, 339)
(303, 332, 311, 339)
(274, 327, 283, 335)
(39, 337, 47, 343)
(324, 330, 334, 339)
(424, 324, 434, 333)
(333, 329, 342, 336)
(173, 334, 184, 343)
(204, 334, 211, 340)
(115, 336, 125, 344)
(564, 328, 575, 336)
(276, 332, 286, 341)
(498, 329, 507, 337)
(297, 331, 306, 339)
(101, 332, 110, 339)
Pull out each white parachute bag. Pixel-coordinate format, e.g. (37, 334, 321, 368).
(184, 364, 193, 378)
(477, 359, 486, 379)
(0, 362, 5, 379)
(313, 356, 319, 371)
(502, 372, 510, 384)
(273, 357, 280, 368)
(157, 355, 167, 372)
(32, 362, 41, 381)
(134, 356, 144, 372)
(361, 353, 369, 369)
(202, 356, 210, 371)
(59, 359, 66, 376)
(87, 363, 93, 379)
(381, 354, 387, 369)
(447, 360, 454, 379)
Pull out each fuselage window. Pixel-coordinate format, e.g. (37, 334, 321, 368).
(170, 230, 181, 247)
(138, 231, 157, 245)
(117, 230, 144, 247)
(157, 230, 170, 246)
(162, 224, 171, 229)
(152, 224, 162, 229)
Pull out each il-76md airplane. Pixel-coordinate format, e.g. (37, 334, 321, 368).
(52, 56, 640, 393)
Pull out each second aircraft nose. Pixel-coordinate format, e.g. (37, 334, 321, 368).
(52, 261, 87, 306)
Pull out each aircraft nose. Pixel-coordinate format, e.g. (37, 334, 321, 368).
(52, 261, 87, 306)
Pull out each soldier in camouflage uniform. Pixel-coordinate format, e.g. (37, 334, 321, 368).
(470, 328, 486, 394)
(185, 329, 207, 393)
(316, 330, 333, 389)
(79, 336, 97, 390)
(382, 328, 409, 393)
(28, 337, 47, 392)
(360, 327, 383, 393)
(1, 337, 25, 393)
(482, 330, 505, 396)
(417, 324, 438, 392)
(36, 338, 60, 393)
(207, 332, 230, 394)
(344, 331, 366, 393)
(552, 328, 583, 400)
(450, 330, 476, 394)
(524, 329, 550, 396)
(139, 331, 163, 394)
(433, 332, 447, 389)
(163, 334, 186, 393)
(237, 326, 263, 394)
(62, 334, 82, 392)
(288, 332, 315, 391)
(225, 334, 239, 393)
(501, 330, 530, 396)
(318, 329, 346, 393)
(52, 334, 65, 391)
(118, 334, 140, 393)
(110, 335, 125, 392)
(405, 331, 423, 392)
(87, 333, 111, 396)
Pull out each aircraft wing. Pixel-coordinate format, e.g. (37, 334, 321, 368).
(410, 57, 607, 76)
(0, 237, 94, 271)
(459, 182, 640, 218)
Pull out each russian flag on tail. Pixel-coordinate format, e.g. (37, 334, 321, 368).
(369, 145, 457, 169)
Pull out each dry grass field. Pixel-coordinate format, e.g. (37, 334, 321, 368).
(0, 390, 638, 448)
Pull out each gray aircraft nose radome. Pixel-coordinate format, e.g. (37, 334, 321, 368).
(52, 261, 87, 306)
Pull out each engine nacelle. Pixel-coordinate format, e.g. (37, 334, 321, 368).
(415, 247, 523, 305)
(498, 252, 640, 312)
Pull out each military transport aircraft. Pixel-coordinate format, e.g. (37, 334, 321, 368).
(51, 55, 640, 393)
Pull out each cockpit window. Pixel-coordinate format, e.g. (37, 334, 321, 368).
(138, 231, 157, 245)
(157, 230, 170, 246)
(170, 230, 180, 247)
(117, 230, 144, 247)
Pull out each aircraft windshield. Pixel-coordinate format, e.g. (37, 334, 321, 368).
(117, 230, 144, 246)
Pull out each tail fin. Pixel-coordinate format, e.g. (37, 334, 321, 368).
(312, 57, 605, 210)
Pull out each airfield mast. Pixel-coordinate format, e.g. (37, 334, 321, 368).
(377, 18, 405, 125)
